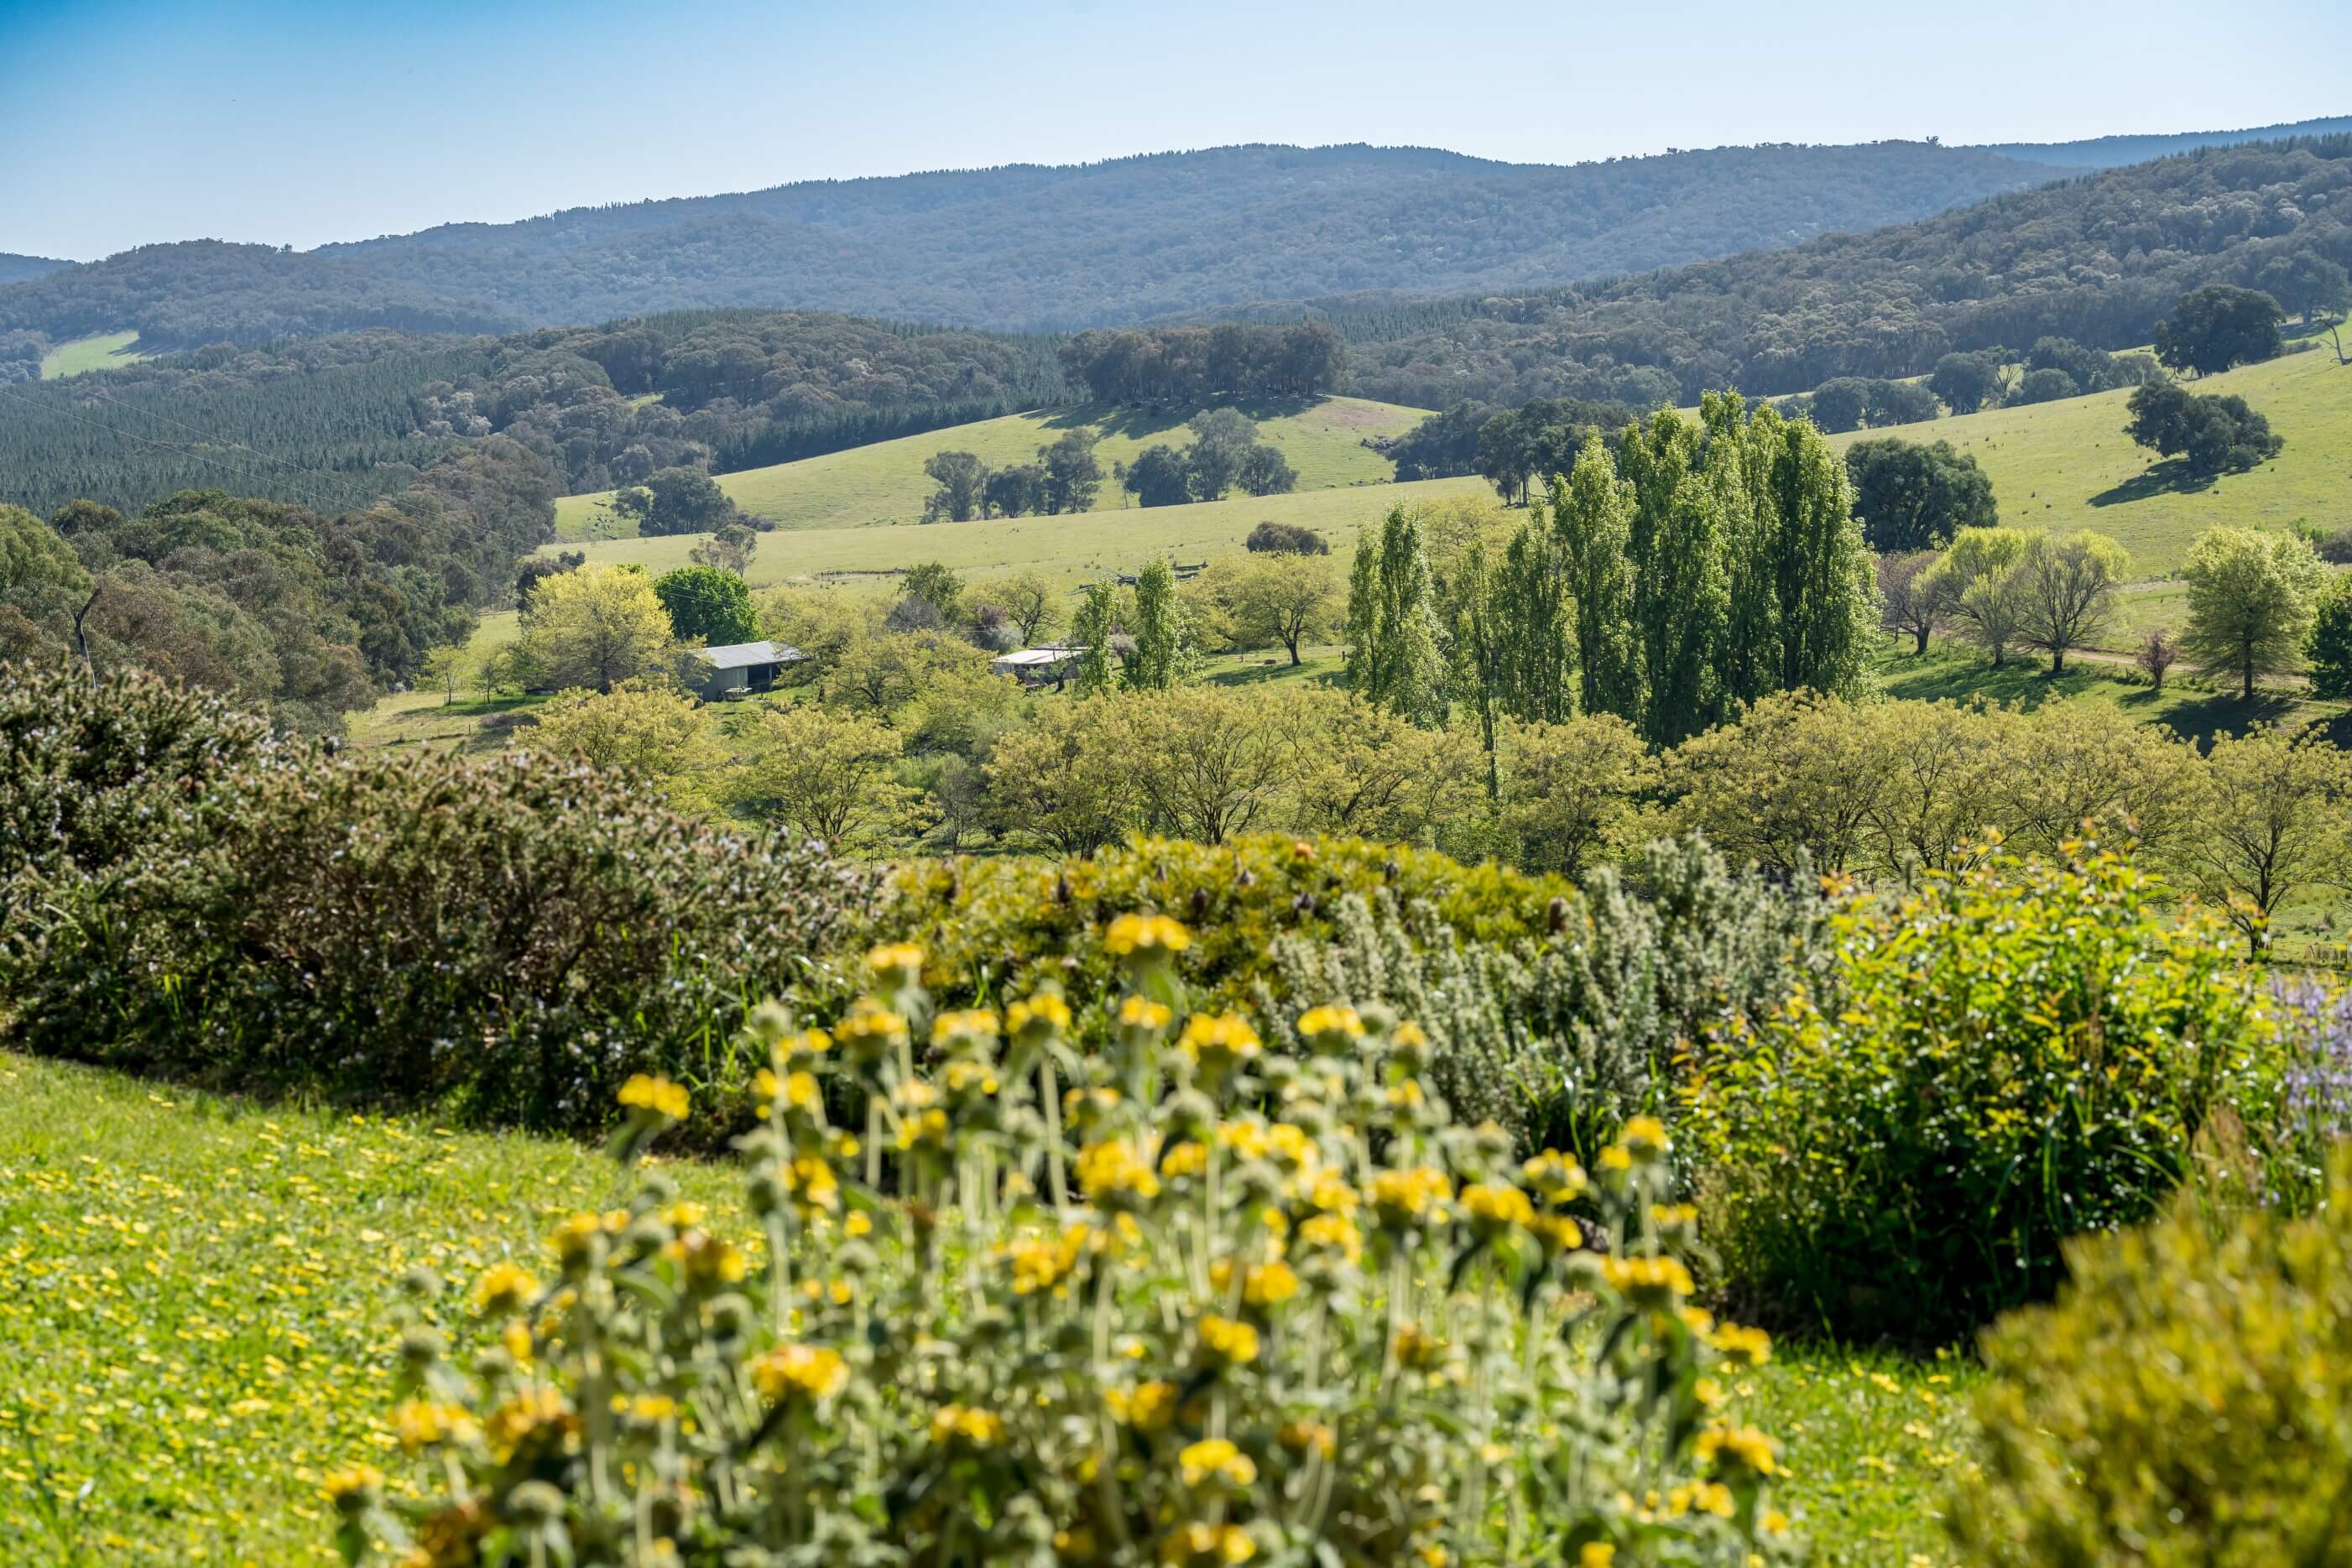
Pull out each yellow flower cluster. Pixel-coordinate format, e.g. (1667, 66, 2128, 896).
(1106, 912, 1192, 958)
(617, 1073, 690, 1122)
(751, 1343, 850, 1404)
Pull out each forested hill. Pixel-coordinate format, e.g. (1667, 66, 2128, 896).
(0, 310, 1069, 518)
(0, 253, 70, 285)
(1337, 136, 2352, 409)
(1978, 114, 2352, 169)
(0, 141, 2052, 343)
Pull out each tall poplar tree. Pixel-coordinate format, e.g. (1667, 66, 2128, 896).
(1072, 581, 1118, 696)
(1642, 473, 1730, 745)
(1707, 393, 1785, 710)
(1763, 414, 1877, 697)
(1358, 507, 1445, 726)
(1125, 560, 1184, 690)
(1343, 534, 1379, 694)
(1549, 436, 1644, 723)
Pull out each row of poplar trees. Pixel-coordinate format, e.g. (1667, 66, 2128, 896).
(1347, 393, 1879, 776)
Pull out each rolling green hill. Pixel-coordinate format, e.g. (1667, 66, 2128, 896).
(550, 473, 1488, 588)
(1826, 343, 2352, 577)
(553, 395, 1431, 538)
(37, 330, 150, 379)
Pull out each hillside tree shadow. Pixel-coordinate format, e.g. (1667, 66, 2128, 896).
(2089, 459, 2218, 508)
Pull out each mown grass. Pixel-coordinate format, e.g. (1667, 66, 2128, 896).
(0, 1050, 1973, 1566)
(38, 331, 150, 380)
(549, 475, 1489, 589)
(553, 395, 1431, 539)
(1827, 342, 2352, 576)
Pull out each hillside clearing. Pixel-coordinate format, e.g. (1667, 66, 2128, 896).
(38, 331, 149, 379)
(1827, 342, 2352, 576)
(545, 475, 1489, 588)
(552, 396, 1430, 538)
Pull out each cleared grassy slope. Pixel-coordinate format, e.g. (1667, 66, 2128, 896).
(37, 331, 149, 379)
(553, 396, 1429, 538)
(1827, 343, 2351, 576)
(549, 475, 1489, 588)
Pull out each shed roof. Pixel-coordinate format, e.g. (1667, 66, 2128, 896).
(696, 640, 806, 669)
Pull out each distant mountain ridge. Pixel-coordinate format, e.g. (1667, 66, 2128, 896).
(1976, 114, 2352, 168)
(0, 253, 70, 285)
(0, 140, 2054, 343)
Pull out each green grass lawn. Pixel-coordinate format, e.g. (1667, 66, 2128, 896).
(347, 612, 522, 752)
(550, 475, 1489, 590)
(38, 331, 150, 380)
(1828, 343, 2352, 576)
(0, 1051, 1973, 1566)
(553, 395, 1432, 539)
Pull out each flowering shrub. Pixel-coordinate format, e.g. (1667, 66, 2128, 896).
(1948, 1146, 2352, 1565)
(884, 834, 1573, 1007)
(5, 743, 878, 1134)
(1685, 840, 2282, 1345)
(346, 924, 1800, 1566)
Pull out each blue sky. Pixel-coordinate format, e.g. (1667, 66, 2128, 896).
(3, 0, 2347, 259)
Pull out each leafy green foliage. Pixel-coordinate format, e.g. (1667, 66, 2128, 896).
(1949, 1147, 2352, 1565)
(2153, 283, 2287, 376)
(1844, 438, 1997, 551)
(651, 565, 756, 644)
(2124, 378, 2284, 476)
(1687, 847, 2282, 1345)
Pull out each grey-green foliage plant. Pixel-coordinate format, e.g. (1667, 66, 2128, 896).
(1253, 835, 1834, 1161)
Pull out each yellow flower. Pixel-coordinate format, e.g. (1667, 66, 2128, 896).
(1160, 1140, 1208, 1178)
(751, 1343, 850, 1404)
(393, 1399, 477, 1454)
(1578, 1544, 1617, 1568)
(1296, 1004, 1364, 1044)
(618, 1073, 691, 1122)
(1197, 1314, 1259, 1367)
(1106, 913, 1191, 958)
(835, 999, 910, 1062)
(865, 942, 925, 983)
(1179, 1436, 1258, 1487)
(1007, 992, 1072, 1034)
(669, 1232, 747, 1288)
(1391, 1322, 1446, 1370)
(1159, 1522, 1254, 1565)
(1179, 1013, 1262, 1074)
(1004, 1227, 1088, 1296)
(1076, 1139, 1162, 1204)
(484, 1387, 574, 1456)
(1296, 1211, 1363, 1265)
(1118, 995, 1173, 1032)
(1521, 1150, 1588, 1203)
(754, 1068, 823, 1117)
(1369, 1166, 1452, 1230)
(1108, 1378, 1180, 1432)
(931, 1008, 1001, 1048)
(930, 1403, 1006, 1449)
(470, 1261, 540, 1317)
(1460, 1181, 1535, 1235)
(1600, 1254, 1695, 1307)
(1242, 1259, 1300, 1308)
(1620, 1115, 1671, 1162)
(1712, 1322, 1773, 1367)
(1695, 1424, 1780, 1478)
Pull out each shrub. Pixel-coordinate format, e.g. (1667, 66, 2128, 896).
(1244, 519, 1329, 555)
(884, 833, 1572, 1007)
(1948, 1147, 2352, 1565)
(346, 930, 1802, 1567)
(1254, 838, 1835, 1160)
(1685, 842, 2281, 1345)
(0, 660, 270, 889)
(3, 742, 878, 1134)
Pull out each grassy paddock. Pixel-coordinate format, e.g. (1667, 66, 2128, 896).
(546, 476, 1489, 589)
(37, 331, 151, 380)
(1827, 344, 2352, 576)
(0, 1051, 1972, 1565)
(554, 396, 1431, 539)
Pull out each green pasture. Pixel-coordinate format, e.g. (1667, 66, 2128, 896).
(546, 475, 1489, 589)
(552, 396, 1431, 539)
(1827, 343, 2352, 577)
(38, 331, 150, 380)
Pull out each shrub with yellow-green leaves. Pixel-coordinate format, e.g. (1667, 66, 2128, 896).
(885, 834, 1573, 1008)
(343, 918, 1798, 1567)
(1948, 1146, 2352, 1565)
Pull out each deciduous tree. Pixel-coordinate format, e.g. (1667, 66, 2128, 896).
(653, 565, 758, 645)
(2013, 530, 2129, 675)
(514, 564, 677, 693)
(2179, 526, 2323, 698)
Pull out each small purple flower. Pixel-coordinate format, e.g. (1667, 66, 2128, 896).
(2274, 976, 2352, 1141)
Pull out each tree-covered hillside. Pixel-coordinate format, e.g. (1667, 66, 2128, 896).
(0, 141, 2052, 341)
(0, 253, 70, 285)
(1336, 137, 2352, 408)
(0, 311, 1070, 517)
(1978, 113, 2352, 169)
